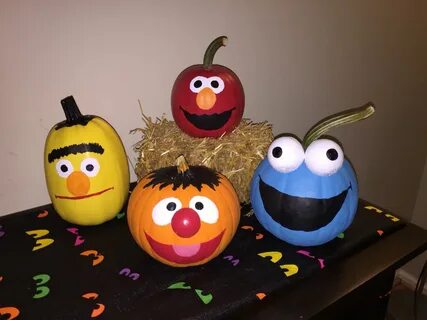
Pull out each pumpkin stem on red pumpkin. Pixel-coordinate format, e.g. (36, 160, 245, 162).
(61, 96, 84, 124)
(176, 155, 190, 174)
(303, 103, 375, 149)
(203, 36, 228, 69)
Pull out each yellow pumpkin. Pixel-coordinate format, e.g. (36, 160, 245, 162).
(127, 156, 240, 267)
(44, 96, 130, 225)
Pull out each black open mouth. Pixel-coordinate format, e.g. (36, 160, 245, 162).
(180, 106, 235, 131)
(258, 177, 351, 231)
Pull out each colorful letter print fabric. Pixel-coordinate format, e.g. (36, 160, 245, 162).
(0, 198, 404, 319)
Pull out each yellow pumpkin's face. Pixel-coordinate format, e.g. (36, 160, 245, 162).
(44, 116, 129, 225)
(127, 167, 240, 267)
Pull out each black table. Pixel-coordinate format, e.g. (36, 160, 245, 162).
(0, 198, 426, 320)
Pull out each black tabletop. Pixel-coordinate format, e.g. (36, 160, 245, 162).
(0, 199, 407, 320)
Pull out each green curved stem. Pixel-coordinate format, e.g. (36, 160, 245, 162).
(303, 103, 375, 148)
(203, 36, 228, 69)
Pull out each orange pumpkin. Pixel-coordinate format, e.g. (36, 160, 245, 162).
(127, 156, 240, 267)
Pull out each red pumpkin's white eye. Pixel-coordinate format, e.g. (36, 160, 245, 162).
(189, 196, 219, 224)
(152, 197, 182, 226)
(207, 76, 225, 94)
(55, 159, 74, 178)
(267, 136, 304, 173)
(305, 139, 344, 176)
(80, 158, 100, 177)
(189, 76, 208, 93)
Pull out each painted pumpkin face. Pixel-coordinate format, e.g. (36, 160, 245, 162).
(44, 96, 130, 226)
(127, 157, 240, 267)
(251, 137, 358, 246)
(250, 104, 375, 246)
(171, 36, 245, 138)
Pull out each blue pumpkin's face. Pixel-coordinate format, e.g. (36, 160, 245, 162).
(250, 136, 358, 246)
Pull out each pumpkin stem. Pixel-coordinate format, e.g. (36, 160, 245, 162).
(176, 155, 190, 174)
(61, 96, 84, 124)
(203, 36, 228, 69)
(303, 103, 375, 148)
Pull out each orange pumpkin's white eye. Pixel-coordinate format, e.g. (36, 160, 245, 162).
(56, 159, 74, 178)
(189, 196, 219, 224)
(152, 197, 182, 226)
(267, 136, 305, 173)
(80, 158, 100, 177)
(305, 139, 344, 176)
(189, 76, 208, 93)
(207, 76, 225, 94)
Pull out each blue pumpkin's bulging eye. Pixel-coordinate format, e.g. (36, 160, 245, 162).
(327, 148, 339, 161)
(267, 136, 304, 173)
(305, 139, 344, 176)
(272, 147, 282, 158)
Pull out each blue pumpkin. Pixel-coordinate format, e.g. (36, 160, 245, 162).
(250, 104, 375, 246)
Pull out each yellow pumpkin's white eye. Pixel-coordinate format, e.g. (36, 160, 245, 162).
(189, 76, 208, 93)
(80, 158, 100, 177)
(207, 76, 225, 94)
(305, 139, 344, 176)
(267, 136, 305, 173)
(152, 197, 182, 226)
(189, 196, 219, 224)
(55, 159, 74, 178)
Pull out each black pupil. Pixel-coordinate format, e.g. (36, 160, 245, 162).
(86, 164, 94, 171)
(211, 80, 219, 88)
(326, 148, 339, 161)
(167, 202, 176, 211)
(60, 164, 68, 172)
(194, 80, 202, 88)
(195, 202, 204, 210)
(272, 147, 282, 158)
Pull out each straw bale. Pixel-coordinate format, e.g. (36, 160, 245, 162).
(131, 112, 273, 203)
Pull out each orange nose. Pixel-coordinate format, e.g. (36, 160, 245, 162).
(196, 87, 216, 110)
(66, 171, 90, 196)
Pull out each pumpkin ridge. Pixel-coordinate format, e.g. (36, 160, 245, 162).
(131, 184, 149, 248)
(215, 179, 240, 236)
(217, 175, 241, 223)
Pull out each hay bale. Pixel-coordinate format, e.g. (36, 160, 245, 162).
(131, 111, 273, 203)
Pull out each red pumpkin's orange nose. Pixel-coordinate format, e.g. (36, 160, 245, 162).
(67, 171, 90, 196)
(171, 208, 201, 238)
(196, 88, 216, 110)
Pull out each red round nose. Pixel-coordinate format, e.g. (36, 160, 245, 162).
(171, 208, 201, 238)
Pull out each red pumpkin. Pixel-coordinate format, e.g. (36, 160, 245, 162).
(171, 36, 245, 138)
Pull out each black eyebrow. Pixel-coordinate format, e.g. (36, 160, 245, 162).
(48, 143, 104, 163)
